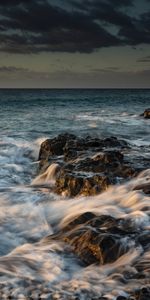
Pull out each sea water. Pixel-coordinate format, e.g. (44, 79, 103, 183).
(0, 89, 150, 299)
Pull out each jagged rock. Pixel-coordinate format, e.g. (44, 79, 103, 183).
(39, 133, 76, 160)
(39, 134, 128, 165)
(37, 133, 136, 197)
(92, 150, 124, 163)
(55, 170, 111, 197)
(58, 213, 130, 266)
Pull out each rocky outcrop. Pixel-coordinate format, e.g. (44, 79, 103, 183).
(61, 213, 129, 266)
(48, 211, 148, 267)
(55, 171, 111, 197)
(37, 133, 138, 197)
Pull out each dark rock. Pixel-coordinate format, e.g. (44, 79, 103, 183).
(143, 108, 150, 119)
(56, 213, 131, 266)
(103, 136, 128, 148)
(129, 287, 150, 300)
(133, 182, 150, 194)
(63, 227, 126, 266)
(55, 171, 83, 197)
(37, 133, 137, 197)
(92, 150, 124, 163)
(39, 133, 76, 160)
(55, 170, 111, 197)
(62, 212, 96, 232)
(136, 232, 150, 250)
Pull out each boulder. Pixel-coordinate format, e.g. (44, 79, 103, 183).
(58, 213, 131, 266)
(37, 133, 137, 197)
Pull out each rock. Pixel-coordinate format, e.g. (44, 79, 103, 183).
(133, 182, 150, 194)
(37, 133, 137, 197)
(55, 170, 111, 197)
(92, 150, 124, 163)
(140, 108, 150, 119)
(129, 287, 150, 300)
(137, 232, 150, 250)
(39, 134, 128, 164)
(39, 133, 76, 159)
(56, 213, 131, 266)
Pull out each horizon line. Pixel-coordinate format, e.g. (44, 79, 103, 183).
(0, 87, 150, 90)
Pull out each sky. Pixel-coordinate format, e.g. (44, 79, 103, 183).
(0, 0, 150, 88)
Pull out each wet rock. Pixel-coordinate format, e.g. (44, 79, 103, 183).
(39, 134, 128, 164)
(37, 133, 137, 197)
(92, 150, 124, 163)
(133, 182, 150, 194)
(65, 230, 125, 265)
(129, 287, 150, 300)
(136, 232, 150, 250)
(57, 213, 131, 266)
(39, 133, 76, 159)
(141, 108, 150, 119)
(55, 170, 111, 197)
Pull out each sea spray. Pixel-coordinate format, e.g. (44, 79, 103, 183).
(0, 169, 149, 298)
(0, 89, 150, 299)
(31, 163, 60, 186)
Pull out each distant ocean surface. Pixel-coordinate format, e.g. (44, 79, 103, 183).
(0, 89, 150, 299)
(1, 89, 150, 142)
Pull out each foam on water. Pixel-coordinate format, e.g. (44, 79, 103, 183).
(0, 89, 150, 298)
(31, 163, 60, 186)
(0, 140, 149, 298)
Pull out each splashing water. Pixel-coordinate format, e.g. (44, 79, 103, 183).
(0, 136, 150, 299)
(0, 89, 150, 299)
(31, 163, 60, 186)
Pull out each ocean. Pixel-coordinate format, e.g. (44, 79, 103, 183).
(0, 89, 150, 299)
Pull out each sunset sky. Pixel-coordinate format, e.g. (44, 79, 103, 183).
(0, 0, 150, 88)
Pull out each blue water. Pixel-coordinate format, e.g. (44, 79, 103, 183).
(0, 89, 150, 299)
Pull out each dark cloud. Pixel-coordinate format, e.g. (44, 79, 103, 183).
(0, 0, 149, 53)
(0, 0, 30, 5)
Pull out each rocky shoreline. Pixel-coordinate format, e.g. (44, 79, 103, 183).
(26, 133, 150, 300)
(37, 133, 148, 197)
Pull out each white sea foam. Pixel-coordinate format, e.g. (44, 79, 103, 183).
(0, 130, 150, 298)
(31, 163, 60, 185)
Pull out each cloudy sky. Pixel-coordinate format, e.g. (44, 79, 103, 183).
(0, 0, 150, 88)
